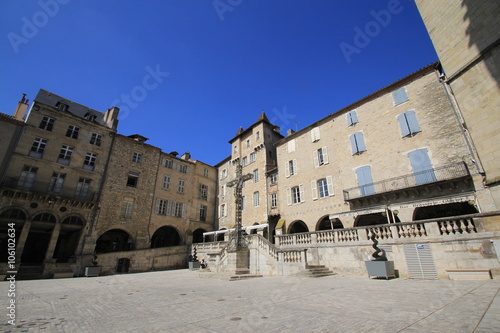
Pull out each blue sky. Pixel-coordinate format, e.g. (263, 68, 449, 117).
(0, 0, 437, 166)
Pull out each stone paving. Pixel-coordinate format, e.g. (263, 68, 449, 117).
(1, 270, 499, 332)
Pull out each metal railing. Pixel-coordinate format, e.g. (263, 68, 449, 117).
(0, 177, 97, 202)
(343, 162, 470, 201)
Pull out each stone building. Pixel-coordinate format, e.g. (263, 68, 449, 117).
(215, 112, 283, 241)
(0, 89, 119, 278)
(415, 0, 500, 210)
(274, 63, 479, 234)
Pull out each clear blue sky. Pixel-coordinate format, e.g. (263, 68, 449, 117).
(0, 0, 437, 166)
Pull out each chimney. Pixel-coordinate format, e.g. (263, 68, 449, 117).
(181, 152, 191, 160)
(14, 93, 29, 121)
(104, 106, 120, 130)
(287, 129, 295, 136)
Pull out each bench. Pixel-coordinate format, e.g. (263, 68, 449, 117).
(446, 269, 491, 280)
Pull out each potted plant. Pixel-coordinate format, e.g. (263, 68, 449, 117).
(365, 233, 395, 279)
(84, 253, 102, 277)
(188, 246, 200, 269)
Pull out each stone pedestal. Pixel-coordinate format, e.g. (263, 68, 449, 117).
(224, 248, 250, 275)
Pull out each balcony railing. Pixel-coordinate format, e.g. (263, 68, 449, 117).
(0, 177, 97, 202)
(343, 162, 470, 201)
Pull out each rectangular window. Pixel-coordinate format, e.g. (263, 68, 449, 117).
(246, 139, 250, 147)
(253, 191, 260, 207)
(285, 159, 297, 177)
(221, 185, 226, 197)
(392, 87, 409, 105)
(346, 110, 358, 126)
(253, 169, 259, 183)
(179, 164, 189, 174)
(408, 148, 436, 185)
(242, 156, 248, 166)
(75, 178, 91, 199)
(29, 138, 47, 158)
(271, 193, 277, 208)
(66, 125, 80, 139)
(292, 186, 301, 204)
(17, 166, 37, 190)
(83, 152, 97, 171)
(126, 171, 139, 187)
(163, 158, 173, 169)
(173, 202, 185, 217)
(162, 175, 170, 189)
(349, 132, 366, 155)
(356, 165, 375, 196)
(132, 152, 142, 163)
(250, 152, 256, 163)
(57, 145, 74, 165)
(220, 204, 226, 217)
(203, 168, 209, 178)
(221, 169, 228, 179)
(256, 131, 260, 139)
(311, 127, 320, 142)
(90, 133, 102, 146)
(178, 179, 185, 193)
(397, 110, 421, 137)
(270, 173, 278, 185)
(121, 199, 134, 219)
(313, 147, 329, 167)
(200, 205, 207, 221)
(56, 102, 69, 111)
(48, 173, 65, 193)
(199, 184, 208, 201)
(155, 198, 168, 215)
(39, 116, 55, 131)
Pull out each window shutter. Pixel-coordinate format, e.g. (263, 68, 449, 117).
(397, 113, 410, 137)
(393, 87, 409, 105)
(408, 148, 436, 185)
(347, 110, 358, 126)
(322, 146, 329, 164)
(356, 132, 366, 152)
(166, 200, 172, 215)
(285, 161, 290, 178)
(293, 159, 298, 174)
(155, 198, 160, 214)
(311, 180, 318, 200)
(288, 139, 296, 152)
(299, 184, 305, 203)
(286, 187, 292, 205)
(313, 150, 319, 167)
(349, 133, 357, 154)
(182, 203, 186, 217)
(347, 112, 353, 126)
(356, 165, 375, 196)
(406, 110, 421, 134)
(326, 176, 334, 196)
(311, 127, 320, 142)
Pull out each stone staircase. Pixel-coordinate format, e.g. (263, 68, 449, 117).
(303, 265, 336, 278)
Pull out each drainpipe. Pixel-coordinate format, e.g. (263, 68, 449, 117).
(437, 69, 483, 175)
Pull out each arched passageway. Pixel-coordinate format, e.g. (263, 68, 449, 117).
(53, 216, 84, 263)
(192, 228, 206, 244)
(0, 209, 25, 262)
(288, 220, 309, 234)
(95, 229, 132, 253)
(151, 226, 181, 248)
(354, 213, 388, 227)
(316, 217, 344, 231)
(414, 202, 478, 220)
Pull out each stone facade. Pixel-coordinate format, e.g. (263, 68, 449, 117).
(415, 0, 500, 208)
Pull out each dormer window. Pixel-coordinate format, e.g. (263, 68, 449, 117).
(56, 102, 69, 112)
(84, 112, 97, 122)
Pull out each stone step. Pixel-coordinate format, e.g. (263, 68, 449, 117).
(229, 274, 263, 281)
(303, 265, 336, 278)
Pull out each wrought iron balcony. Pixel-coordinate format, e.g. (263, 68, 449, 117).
(343, 162, 470, 201)
(0, 177, 97, 202)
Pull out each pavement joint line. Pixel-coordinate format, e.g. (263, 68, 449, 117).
(396, 282, 489, 332)
(472, 286, 500, 333)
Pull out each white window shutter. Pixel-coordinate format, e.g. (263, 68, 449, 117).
(326, 175, 334, 196)
(311, 180, 318, 200)
(286, 187, 292, 205)
(293, 159, 298, 174)
(285, 161, 290, 178)
(155, 198, 160, 214)
(299, 184, 305, 203)
(323, 146, 329, 164)
(166, 200, 172, 215)
(313, 150, 319, 167)
(182, 203, 186, 217)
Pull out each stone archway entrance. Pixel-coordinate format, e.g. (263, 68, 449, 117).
(95, 229, 132, 253)
(192, 228, 206, 244)
(288, 220, 309, 234)
(316, 216, 344, 231)
(414, 202, 478, 220)
(52, 216, 84, 263)
(354, 213, 388, 227)
(150, 226, 181, 248)
(21, 213, 57, 264)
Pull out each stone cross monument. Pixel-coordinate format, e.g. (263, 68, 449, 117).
(226, 163, 253, 248)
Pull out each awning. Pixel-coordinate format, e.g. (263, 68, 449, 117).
(202, 223, 269, 237)
(389, 194, 475, 211)
(276, 219, 285, 229)
(329, 207, 386, 220)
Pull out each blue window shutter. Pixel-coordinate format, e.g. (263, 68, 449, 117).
(393, 87, 409, 105)
(351, 110, 358, 125)
(355, 132, 366, 152)
(397, 113, 410, 137)
(347, 113, 353, 126)
(356, 165, 375, 196)
(408, 148, 436, 185)
(349, 134, 357, 154)
(405, 110, 421, 134)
